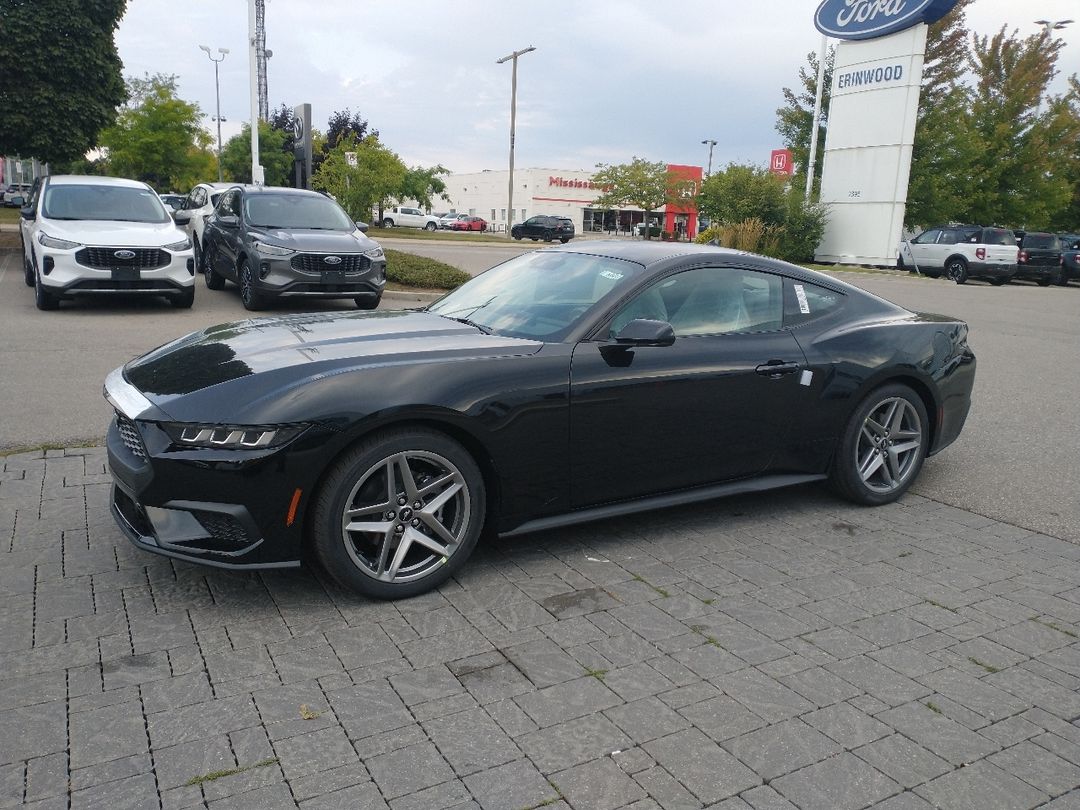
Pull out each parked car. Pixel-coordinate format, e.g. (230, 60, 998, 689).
(511, 215, 575, 243)
(102, 240, 975, 599)
(171, 182, 235, 274)
(159, 193, 186, 213)
(19, 175, 195, 310)
(450, 216, 487, 232)
(438, 212, 465, 229)
(898, 224, 1017, 284)
(200, 185, 386, 311)
(1057, 234, 1080, 286)
(1013, 232, 1063, 286)
(379, 206, 439, 230)
(3, 183, 32, 206)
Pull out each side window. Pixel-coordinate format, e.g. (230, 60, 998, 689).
(937, 230, 958, 245)
(609, 267, 783, 338)
(912, 229, 940, 245)
(784, 279, 845, 327)
(217, 191, 239, 217)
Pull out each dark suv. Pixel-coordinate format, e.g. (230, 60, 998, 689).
(200, 186, 386, 311)
(1014, 232, 1063, 286)
(1060, 234, 1080, 286)
(511, 215, 575, 243)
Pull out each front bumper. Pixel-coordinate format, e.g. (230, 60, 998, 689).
(251, 253, 387, 300)
(38, 247, 194, 298)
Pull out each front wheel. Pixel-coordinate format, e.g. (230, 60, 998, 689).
(354, 294, 381, 310)
(560, 237, 570, 244)
(946, 258, 968, 284)
(34, 269, 59, 311)
(239, 259, 265, 311)
(24, 255, 34, 287)
(424, 222, 437, 231)
(829, 383, 928, 506)
(310, 429, 486, 599)
(170, 286, 195, 309)
(381, 219, 394, 228)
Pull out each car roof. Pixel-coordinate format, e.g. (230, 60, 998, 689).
(236, 185, 327, 198)
(45, 175, 149, 189)
(195, 182, 237, 191)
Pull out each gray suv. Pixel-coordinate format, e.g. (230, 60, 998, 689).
(200, 186, 387, 311)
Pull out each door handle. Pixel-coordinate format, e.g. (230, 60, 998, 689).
(755, 360, 800, 377)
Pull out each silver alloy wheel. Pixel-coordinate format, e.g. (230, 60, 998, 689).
(340, 450, 470, 583)
(856, 396, 923, 494)
(240, 263, 254, 303)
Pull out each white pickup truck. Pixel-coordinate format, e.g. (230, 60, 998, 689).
(379, 206, 439, 231)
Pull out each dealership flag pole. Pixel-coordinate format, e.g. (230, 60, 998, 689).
(805, 34, 828, 200)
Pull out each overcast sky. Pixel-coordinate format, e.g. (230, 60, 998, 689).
(115, 0, 1080, 175)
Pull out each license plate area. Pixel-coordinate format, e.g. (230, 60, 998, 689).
(111, 267, 141, 281)
(322, 270, 345, 283)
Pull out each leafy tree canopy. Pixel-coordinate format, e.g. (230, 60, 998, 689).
(697, 163, 788, 228)
(400, 165, 451, 210)
(312, 134, 407, 222)
(774, 47, 834, 197)
(591, 158, 695, 239)
(0, 0, 128, 163)
(220, 121, 293, 187)
(98, 75, 214, 192)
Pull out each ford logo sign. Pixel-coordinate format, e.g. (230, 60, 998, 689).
(323, 255, 342, 265)
(814, 0, 958, 41)
(113, 250, 136, 260)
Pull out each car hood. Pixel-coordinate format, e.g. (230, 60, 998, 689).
(251, 228, 379, 253)
(42, 218, 187, 247)
(124, 310, 542, 407)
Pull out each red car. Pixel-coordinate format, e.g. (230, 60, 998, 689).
(451, 216, 487, 232)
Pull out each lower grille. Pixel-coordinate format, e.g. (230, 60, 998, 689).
(76, 247, 170, 269)
(115, 414, 147, 460)
(290, 253, 371, 273)
(190, 510, 255, 553)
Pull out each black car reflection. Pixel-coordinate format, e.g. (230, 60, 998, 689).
(103, 241, 975, 599)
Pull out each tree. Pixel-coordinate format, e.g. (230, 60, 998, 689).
(220, 121, 293, 186)
(312, 134, 407, 222)
(774, 47, 834, 197)
(696, 163, 788, 227)
(325, 108, 378, 152)
(0, 0, 127, 164)
(400, 165, 450, 210)
(1050, 76, 1080, 231)
(98, 75, 215, 192)
(591, 158, 694, 239)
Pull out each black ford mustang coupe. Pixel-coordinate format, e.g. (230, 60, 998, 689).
(104, 242, 975, 598)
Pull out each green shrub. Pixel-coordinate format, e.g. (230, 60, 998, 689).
(776, 195, 829, 263)
(385, 249, 470, 290)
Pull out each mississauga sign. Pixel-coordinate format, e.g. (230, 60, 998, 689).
(814, 0, 958, 40)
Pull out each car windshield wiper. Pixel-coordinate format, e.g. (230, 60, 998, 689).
(444, 316, 493, 335)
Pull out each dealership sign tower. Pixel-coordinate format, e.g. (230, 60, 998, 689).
(814, 0, 958, 265)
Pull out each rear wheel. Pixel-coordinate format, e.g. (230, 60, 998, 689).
(239, 259, 265, 311)
(946, 257, 968, 284)
(310, 429, 486, 599)
(543, 229, 554, 242)
(560, 237, 570, 244)
(193, 241, 204, 274)
(829, 383, 928, 505)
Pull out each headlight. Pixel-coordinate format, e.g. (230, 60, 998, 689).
(253, 241, 295, 257)
(163, 236, 191, 251)
(161, 423, 307, 449)
(362, 246, 385, 260)
(38, 232, 81, 250)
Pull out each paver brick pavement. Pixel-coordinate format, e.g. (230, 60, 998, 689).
(1, 447, 1080, 808)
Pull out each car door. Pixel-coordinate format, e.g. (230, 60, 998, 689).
(208, 190, 243, 278)
(901, 228, 941, 269)
(568, 265, 808, 508)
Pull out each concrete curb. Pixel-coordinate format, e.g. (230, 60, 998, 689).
(383, 288, 443, 306)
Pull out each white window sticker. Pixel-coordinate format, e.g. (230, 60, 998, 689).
(599, 270, 623, 281)
(793, 283, 810, 314)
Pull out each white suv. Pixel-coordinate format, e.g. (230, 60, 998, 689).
(898, 225, 1018, 285)
(20, 175, 195, 310)
(380, 206, 439, 230)
(172, 181, 235, 271)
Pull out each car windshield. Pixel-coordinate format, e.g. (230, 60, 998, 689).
(244, 193, 355, 230)
(42, 184, 169, 222)
(428, 251, 644, 341)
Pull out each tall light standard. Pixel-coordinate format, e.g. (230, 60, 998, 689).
(1033, 20, 1071, 114)
(701, 139, 717, 178)
(199, 45, 229, 181)
(496, 45, 535, 234)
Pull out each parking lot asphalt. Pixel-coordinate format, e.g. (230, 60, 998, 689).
(1, 243, 1079, 808)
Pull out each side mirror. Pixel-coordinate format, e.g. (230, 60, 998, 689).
(173, 211, 191, 225)
(355, 221, 369, 233)
(9, 195, 25, 207)
(614, 318, 675, 347)
(20, 204, 35, 220)
(217, 215, 239, 229)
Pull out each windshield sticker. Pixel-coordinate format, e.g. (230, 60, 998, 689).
(599, 270, 624, 281)
(794, 284, 810, 314)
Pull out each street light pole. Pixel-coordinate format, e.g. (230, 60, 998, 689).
(199, 45, 229, 182)
(1033, 20, 1071, 114)
(701, 139, 717, 178)
(496, 46, 535, 235)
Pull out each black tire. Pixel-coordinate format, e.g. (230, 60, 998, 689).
(529, 237, 538, 242)
(354, 294, 381, 310)
(1058, 274, 1070, 287)
(513, 234, 521, 241)
(424, 222, 437, 231)
(560, 237, 570, 244)
(23, 255, 34, 287)
(946, 257, 968, 284)
(542, 229, 553, 242)
(381, 218, 394, 228)
(988, 277, 1006, 286)
(239, 259, 266, 311)
(896, 255, 906, 271)
(205, 253, 226, 290)
(1038, 274, 1056, 287)
(829, 383, 928, 506)
(193, 241, 203, 274)
(34, 268, 58, 311)
(171, 286, 195, 309)
(310, 428, 486, 599)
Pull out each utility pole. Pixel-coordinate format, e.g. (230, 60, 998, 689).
(701, 139, 717, 178)
(496, 46, 535, 234)
(199, 46, 229, 182)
